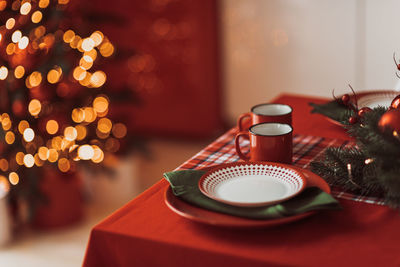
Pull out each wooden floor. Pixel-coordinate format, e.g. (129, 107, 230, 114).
(0, 138, 210, 267)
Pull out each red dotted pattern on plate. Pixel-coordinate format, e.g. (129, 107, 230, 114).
(201, 163, 304, 196)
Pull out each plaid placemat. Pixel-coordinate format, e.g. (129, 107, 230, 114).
(176, 128, 385, 206)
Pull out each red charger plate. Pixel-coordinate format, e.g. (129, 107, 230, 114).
(164, 166, 330, 228)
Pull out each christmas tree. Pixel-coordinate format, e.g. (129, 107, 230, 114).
(0, 0, 129, 215)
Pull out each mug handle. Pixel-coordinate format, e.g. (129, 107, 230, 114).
(235, 131, 250, 161)
(237, 112, 251, 131)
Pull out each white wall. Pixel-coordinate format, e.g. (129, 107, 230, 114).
(222, 0, 400, 123)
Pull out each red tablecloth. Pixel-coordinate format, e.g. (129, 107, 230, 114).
(83, 94, 400, 267)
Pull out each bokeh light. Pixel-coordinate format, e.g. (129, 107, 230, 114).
(83, 107, 96, 123)
(79, 56, 93, 70)
(23, 128, 35, 142)
(47, 68, 62, 84)
(14, 66, 25, 79)
(0, 176, 10, 193)
(23, 154, 35, 168)
(58, 158, 70, 172)
(63, 30, 75, 43)
(11, 30, 22, 43)
(78, 145, 94, 160)
(18, 120, 29, 134)
(20, 2, 32, 15)
(91, 145, 104, 163)
(16, 152, 24, 165)
(6, 43, 15, 55)
(28, 71, 42, 87)
(72, 108, 85, 123)
(46, 120, 59, 135)
(0, 159, 8, 172)
(75, 125, 87, 140)
(2, 116, 12, 131)
(112, 123, 127, 138)
(81, 38, 95, 52)
(18, 36, 29, 49)
(34, 154, 44, 167)
(31, 11, 43, 23)
(97, 118, 112, 133)
(0, 66, 8, 80)
(64, 126, 78, 141)
(39, 0, 50, 8)
(5, 131, 15, 144)
(99, 41, 114, 57)
(73, 66, 87, 81)
(8, 172, 19, 185)
(6, 18, 15, 29)
(0, 1, 6, 11)
(48, 149, 58, 162)
(90, 71, 106, 87)
(28, 99, 41, 116)
(90, 31, 104, 46)
(38, 146, 49, 161)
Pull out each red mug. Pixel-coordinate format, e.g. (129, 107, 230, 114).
(237, 103, 292, 131)
(235, 122, 293, 164)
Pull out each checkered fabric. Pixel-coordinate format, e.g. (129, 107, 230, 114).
(177, 128, 385, 206)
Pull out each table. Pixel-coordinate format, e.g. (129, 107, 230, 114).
(83, 94, 400, 267)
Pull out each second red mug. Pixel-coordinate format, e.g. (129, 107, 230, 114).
(237, 103, 292, 131)
(235, 122, 293, 164)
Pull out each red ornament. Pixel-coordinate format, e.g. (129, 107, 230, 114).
(390, 95, 400, 109)
(349, 116, 358, 124)
(357, 107, 372, 117)
(378, 109, 400, 133)
(341, 94, 350, 105)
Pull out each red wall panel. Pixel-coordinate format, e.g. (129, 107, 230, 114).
(92, 0, 223, 138)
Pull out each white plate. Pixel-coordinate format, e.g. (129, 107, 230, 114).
(357, 90, 399, 109)
(198, 162, 306, 207)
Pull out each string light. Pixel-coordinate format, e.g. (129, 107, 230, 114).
(0, 1, 127, 192)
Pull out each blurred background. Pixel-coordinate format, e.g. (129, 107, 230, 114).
(0, 0, 400, 266)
